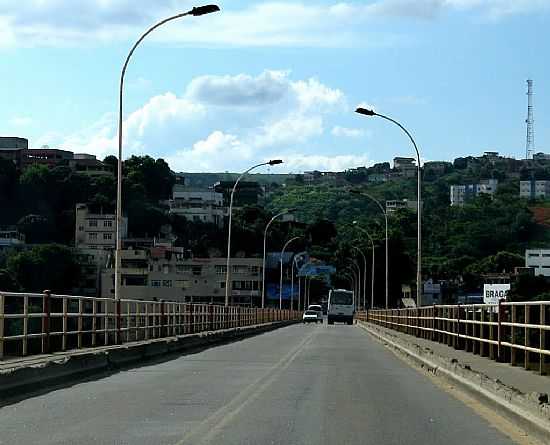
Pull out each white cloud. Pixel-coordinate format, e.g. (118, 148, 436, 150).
(283, 153, 372, 172)
(2, 0, 542, 49)
(50, 70, 356, 171)
(331, 126, 365, 138)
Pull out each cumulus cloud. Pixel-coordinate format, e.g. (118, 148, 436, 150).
(282, 153, 372, 172)
(186, 70, 290, 107)
(50, 70, 362, 172)
(1, 0, 542, 49)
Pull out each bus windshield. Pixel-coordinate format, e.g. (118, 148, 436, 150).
(331, 291, 353, 305)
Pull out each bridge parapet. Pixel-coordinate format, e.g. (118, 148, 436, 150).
(359, 301, 550, 375)
(0, 291, 299, 359)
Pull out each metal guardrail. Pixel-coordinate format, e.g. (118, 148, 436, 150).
(0, 291, 300, 359)
(358, 301, 550, 375)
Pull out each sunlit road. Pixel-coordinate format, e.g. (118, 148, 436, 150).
(0, 322, 515, 445)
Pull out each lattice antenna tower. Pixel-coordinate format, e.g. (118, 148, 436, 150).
(526, 79, 535, 159)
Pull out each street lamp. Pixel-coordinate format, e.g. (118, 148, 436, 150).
(349, 261, 362, 308)
(291, 252, 305, 311)
(351, 246, 367, 311)
(114, 4, 220, 301)
(355, 107, 422, 307)
(352, 221, 375, 309)
(279, 237, 302, 310)
(344, 267, 359, 307)
(225, 159, 283, 306)
(262, 208, 297, 308)
(350, 189, 389, 308)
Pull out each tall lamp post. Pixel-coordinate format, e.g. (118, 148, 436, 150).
(279, 237, 302, 310)
(344, 268, 359, 307)
(350, 189, 389, 309)
(355, 107, 422, 307)
(349, 261, 362, 309)
(225, 159, 283, 306)
(262, 208, 296, 308)
(114, 4, 220, 302)
(351, 246, 367, 311)
(352, 221, 375, 309)
(291, 253, 305, 311)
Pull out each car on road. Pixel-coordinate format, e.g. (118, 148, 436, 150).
(303, 310, 321, 323)
(307, 304, 323, 323)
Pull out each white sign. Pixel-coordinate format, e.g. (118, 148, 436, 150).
(483, 284, 510, 305)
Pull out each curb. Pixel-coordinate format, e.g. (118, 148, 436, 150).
(359, 322, 550, 444)
(0, 320, 297, 401)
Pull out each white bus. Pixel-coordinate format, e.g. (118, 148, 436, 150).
(327, 289, 355, 325)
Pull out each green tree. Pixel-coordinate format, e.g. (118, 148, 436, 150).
(6, 244, 81, 293)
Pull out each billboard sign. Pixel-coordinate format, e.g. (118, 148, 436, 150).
(483, 284, 510, 305)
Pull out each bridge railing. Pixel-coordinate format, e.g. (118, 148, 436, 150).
(0, 291, 300, 359)
(358, 301, 550, 375)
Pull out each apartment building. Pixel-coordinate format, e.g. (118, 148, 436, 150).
(520, 180, 550, 199)
(393, 157, 417, 178)
(75, 204, 128, 250)
(450, 179, 498, 206)
(386, 199, 419, 213)
(169, 186, 224, 227)
(525, 249, 550, 277)
(101, 250, 263, 305)
(0, 227, 25, 249)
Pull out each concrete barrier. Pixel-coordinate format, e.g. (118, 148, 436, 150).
(359, 321, 550, 444)
(0, 320, 297, 402)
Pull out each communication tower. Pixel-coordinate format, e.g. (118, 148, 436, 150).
(526, 79, 535, 159)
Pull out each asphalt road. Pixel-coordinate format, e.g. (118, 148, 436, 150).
(0, 322, 517, 445)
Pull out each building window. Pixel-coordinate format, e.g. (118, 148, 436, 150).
(176, 280, 190, 289)
(177, 265, 193, 274)
(88, 233, 98, 241)
(529, 253, 541, 257)
(162, 280, 172, 287)
(542, 254, 550, 258)
(78, 226, 84, 231)
(232, 265, 248, 274)
(249, 266, 259, 275)
(192, 266, 202, 276)
(220, 282, 226, 289)
(151, 280, 161, 287)
(103, 233, 112, 240)
(215, 265, 227, 275)
(103, 220, 113, 228)
(89, 220, 98, 227)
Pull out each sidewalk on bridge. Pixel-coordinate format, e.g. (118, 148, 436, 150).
(362, 322, 550, 396)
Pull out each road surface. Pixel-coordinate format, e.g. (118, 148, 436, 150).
(0, 322, 517, 444)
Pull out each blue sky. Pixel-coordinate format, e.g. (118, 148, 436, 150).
(1, 0, 549, 173)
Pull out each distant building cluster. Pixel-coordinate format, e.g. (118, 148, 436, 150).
(450, 179, 498, 207)
(0, 137, 112, 176)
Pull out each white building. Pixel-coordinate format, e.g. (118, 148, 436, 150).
(169, 186, 224, 227)
(386, 199, 419, 213)
(525, 249, 550, 277)
(520, 180, 550, 199)
(75, 204, 128, 250)
(0, 227, 25, 249)
(101, 251, 262, 305)
(450, 179, 498, 206)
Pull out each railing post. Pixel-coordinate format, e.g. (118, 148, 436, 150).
(160, 300, 165, 338)
(432, 305, 436, 341)
(0, 293, 4, 359)
(497, 299, 503, 362)
(209, 304, 214, 331)
(540, 303, 546, 375)
(455, 304, 461, 350)
(511, 305, 518, 366)
(42, 290, 51, 354)
(116, 299, 122, 344)
(190, 304, 195, 334)
(78, 298, 83, 349)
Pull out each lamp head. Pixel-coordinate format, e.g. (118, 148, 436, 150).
(268, 159, 283, 166)
(355, 107, 376, 116)
(190, 5, 221, 16)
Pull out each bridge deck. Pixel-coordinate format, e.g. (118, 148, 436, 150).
(0, 323, 516, 444)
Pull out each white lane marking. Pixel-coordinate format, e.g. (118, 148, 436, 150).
(175, 326, 318, 445)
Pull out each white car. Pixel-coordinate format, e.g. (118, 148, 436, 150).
(303, 310, 321, 323)
(307, 304, 323, 323)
